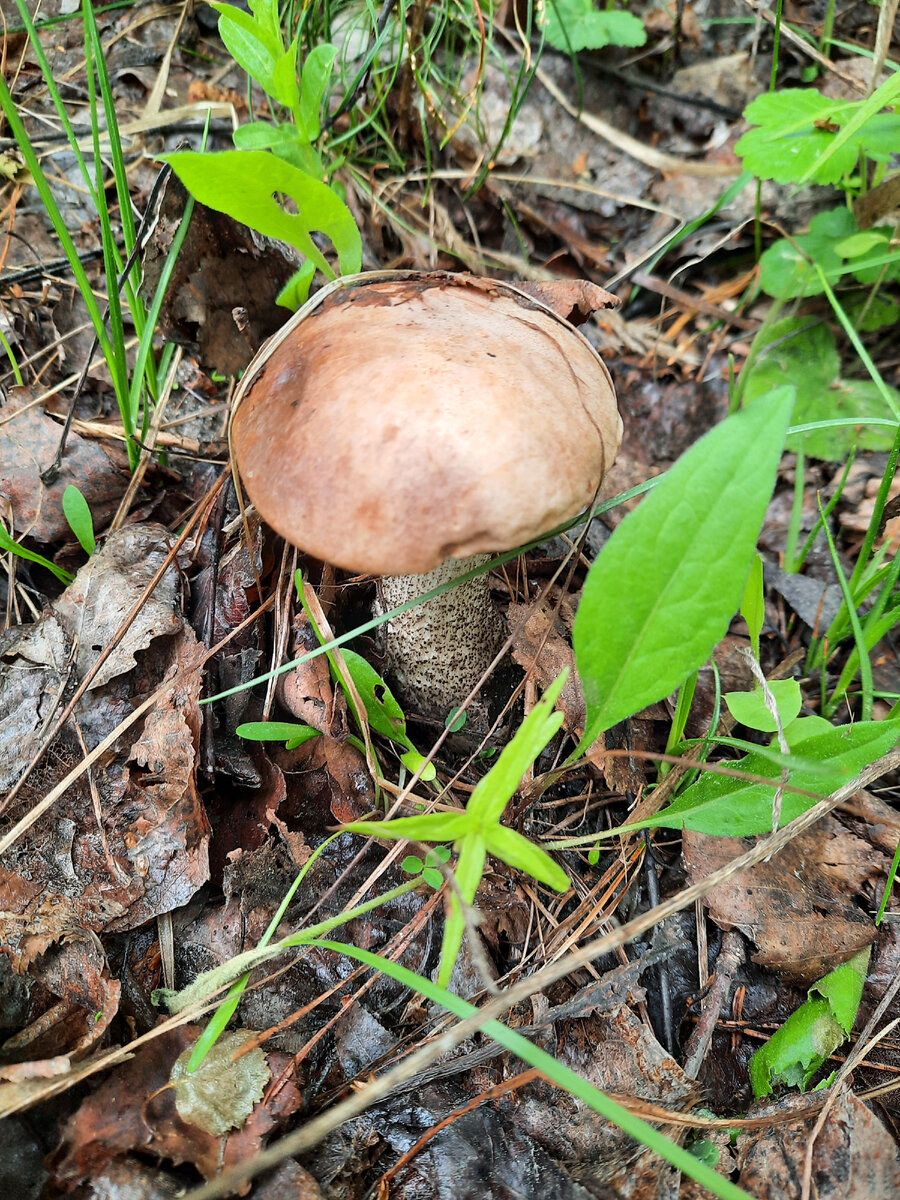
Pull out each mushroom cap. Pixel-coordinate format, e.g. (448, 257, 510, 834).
(230, 272, 622, 576)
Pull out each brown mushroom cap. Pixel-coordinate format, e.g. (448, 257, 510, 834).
(230, 272, 622, 576)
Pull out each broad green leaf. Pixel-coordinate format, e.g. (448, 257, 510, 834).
(236, 720, 320, 746)
(609, 719, 899, 838)
(737, 88, 900, 186)
(401, 854, 424, 874)
(210, 5, 280, 93)
(466, 672, 567, 825)
(62, 484, 95, 555)
(724, 679, 802, 733)
(759, 207, 856, 300)
(573, 389, 793, 745)
(742, 320, 899, 459)
(338, 649, 410, 748)
(484, 825, 570, 892)
(540, 0, 646, 52)
(161, 149, 362, 279)
(299, 43, 337, 141)
(750, 947, 870, 1097)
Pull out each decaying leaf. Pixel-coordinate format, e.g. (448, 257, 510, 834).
(171, 1031, 270, 1136)
(684, 816, 881, 983)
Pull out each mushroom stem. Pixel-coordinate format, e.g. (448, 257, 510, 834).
(376, 555, 507, 722)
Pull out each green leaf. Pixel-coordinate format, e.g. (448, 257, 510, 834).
(540, 0, 646, 52)
(62, 484, 95, 555)
(736, 88, 900, 186)
(438, 834, 487, 986)
(467, 672, 567, 825)
(338, 648, 410, 748)
(750, 947, 870, 1097)
(422, 868, 443, 889)
(759, 207, 856, 300)
(724, 679, 802, 733)
(741, 555, 764, 659)
(611, 719, 899, 838)
(573, 389, 793, 745)
(813, 946, 870, 1036)
(270, 40, 301, 112)
(0, 523, 73, 584)
(743, 320, 899, 459)
(750, 997, 843, 1097)
(211, 4, 281, 93)
(298, 42, 337, 141)
(160, 149, 362, 279)
(235, 720, 320, 746)
(400, 748, 437, 782)
(484, 824, 569, 892)
(401, 854, 424, 874)
(342, 811, 470, 843)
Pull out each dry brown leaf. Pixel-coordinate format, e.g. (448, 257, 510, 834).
(737, 1089, 900, 1198)
(684, 817, 882, 984)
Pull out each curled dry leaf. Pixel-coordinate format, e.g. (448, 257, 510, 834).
(0, 387, 127, 542)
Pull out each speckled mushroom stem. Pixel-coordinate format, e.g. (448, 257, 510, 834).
(376, 556, 507, 723)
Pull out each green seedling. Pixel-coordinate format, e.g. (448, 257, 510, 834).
(163, 1, 361, 308)
(62, 486, 96, 556)
(342, 672, 572, 987)
(401, 845, 452, 890)
(742, 318, 899, 461)
(540, 0, 646, 52)
(750, 947, 870, 1097)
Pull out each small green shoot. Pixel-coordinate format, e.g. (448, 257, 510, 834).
(62, 486, 96, 556)
(401, 845, 452, 890)
(235, 720, 321, 750)
(750, 947, 870, 1098)
(342, 673, 572, 987)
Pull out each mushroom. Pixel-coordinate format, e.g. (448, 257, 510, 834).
(229, 271, 622, 726)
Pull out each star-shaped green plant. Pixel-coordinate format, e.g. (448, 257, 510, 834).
(342, 672, 571, 986)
